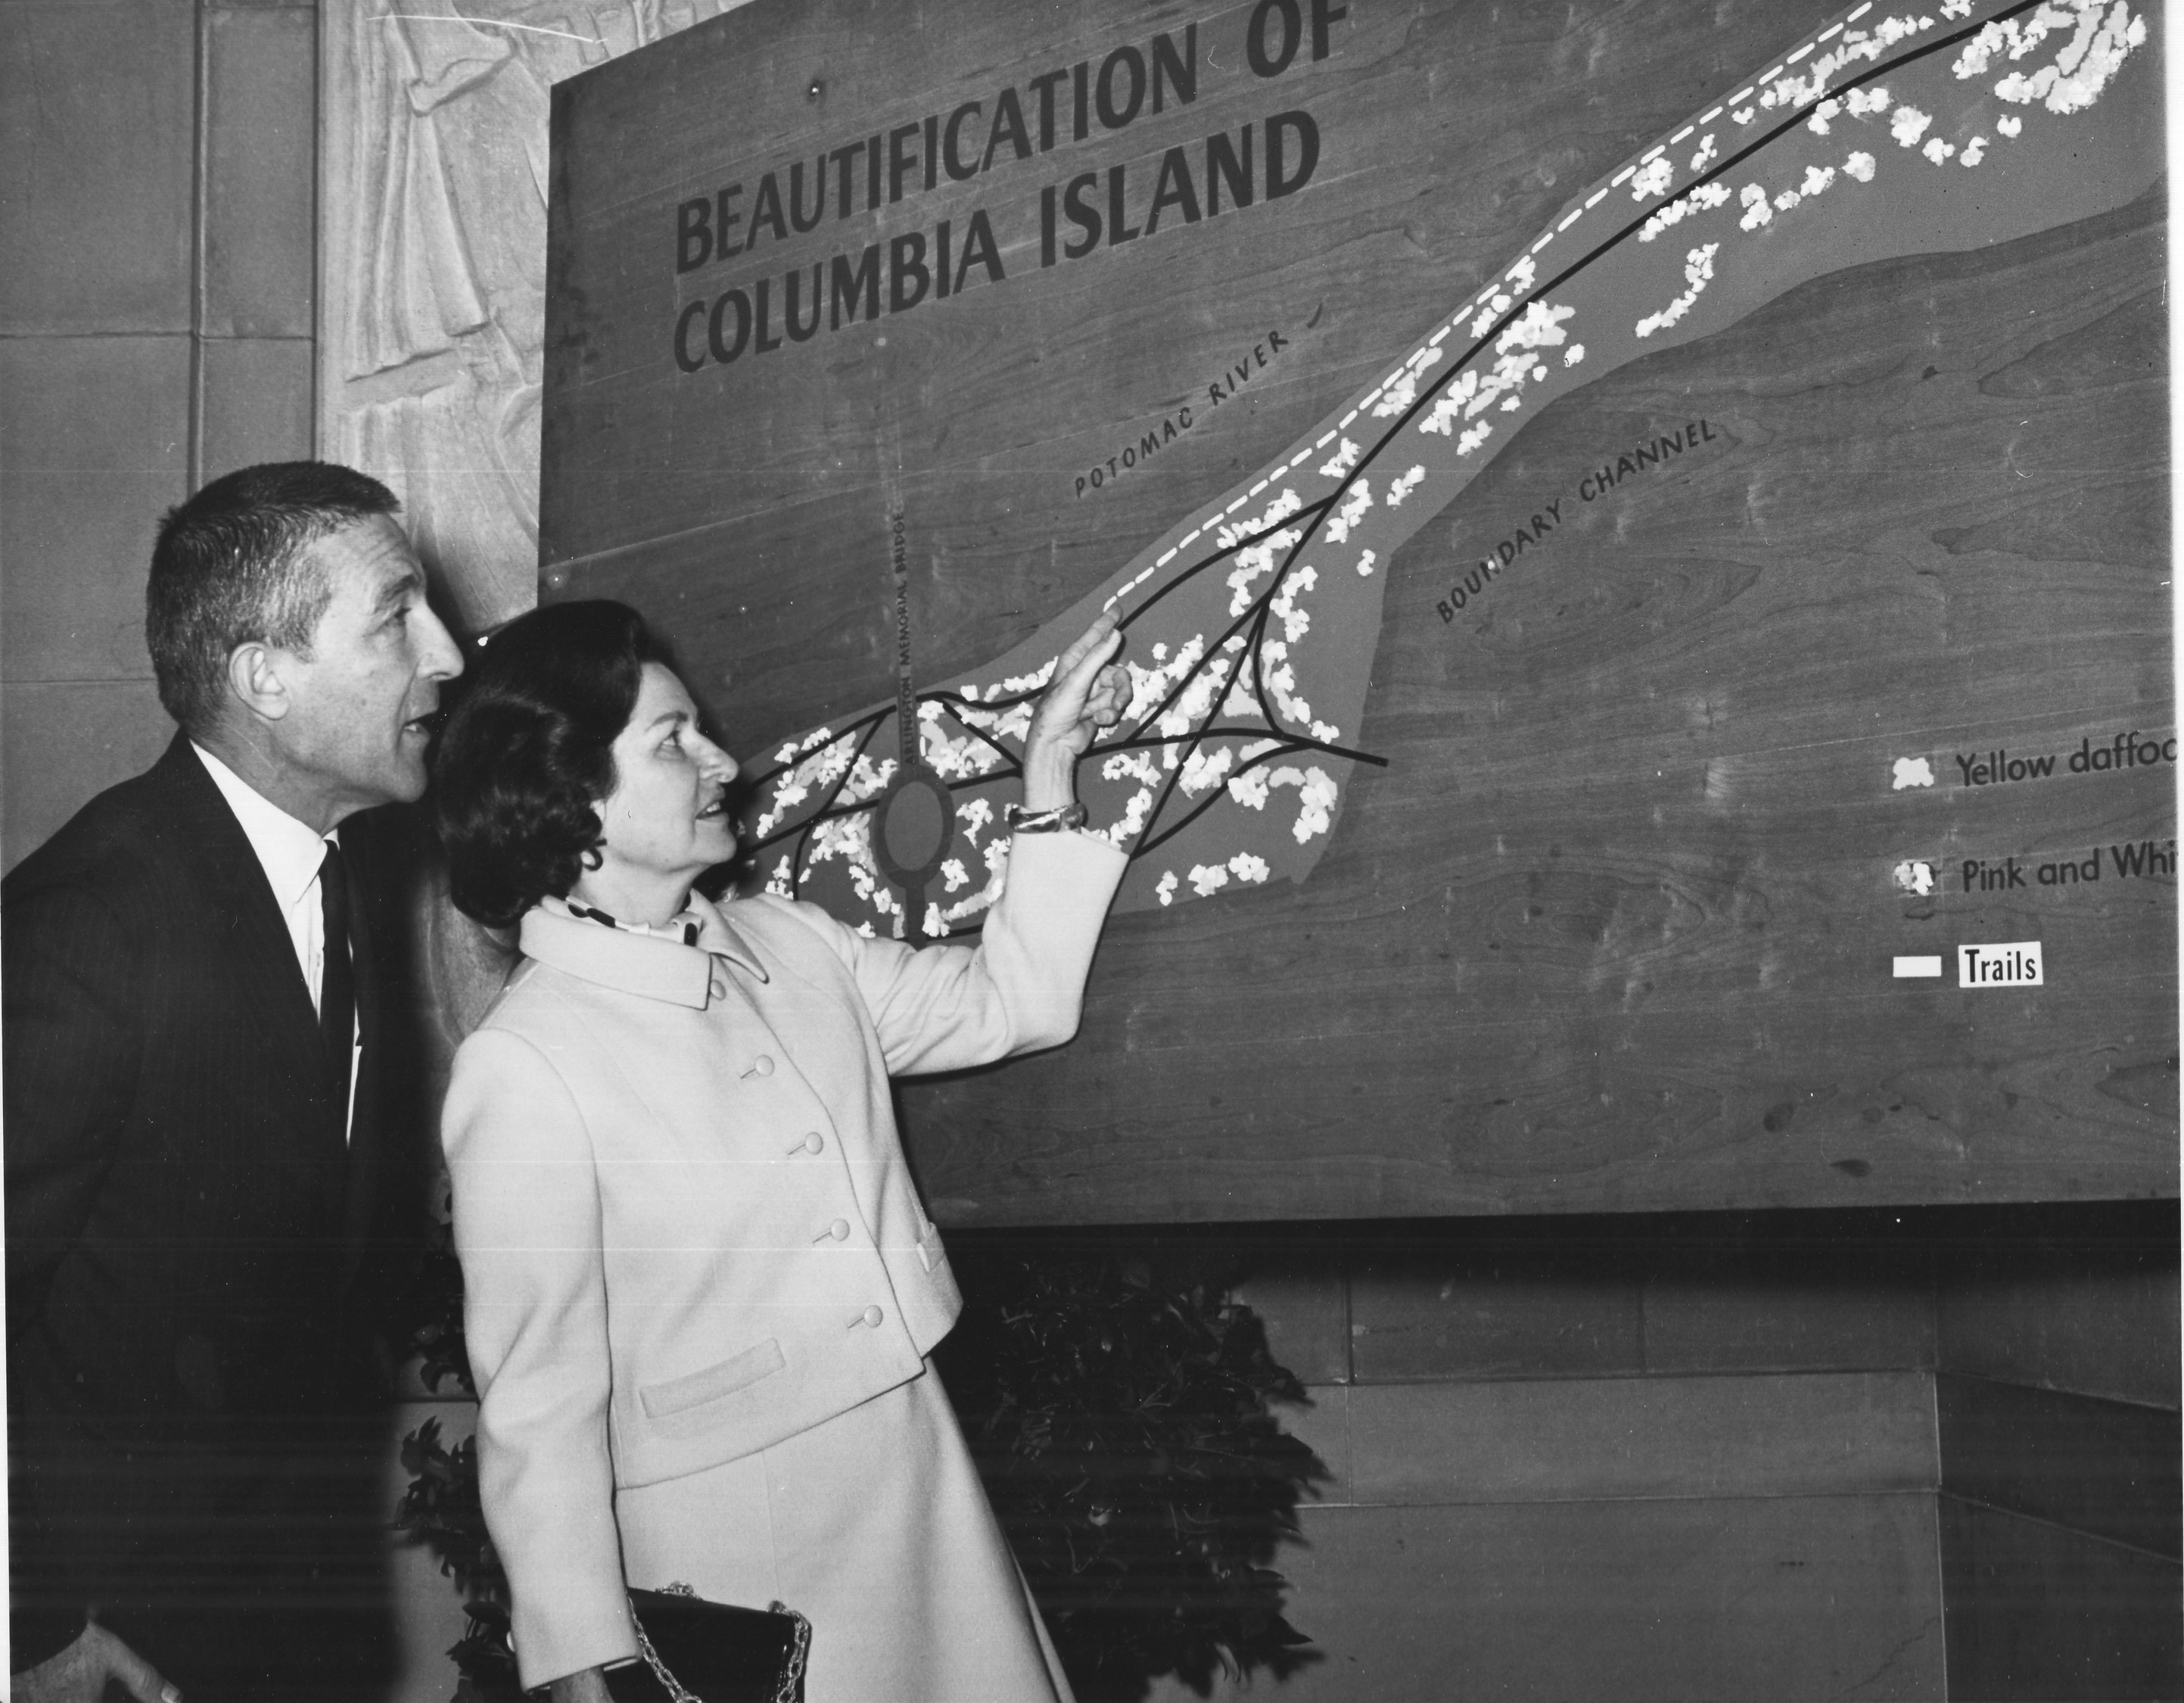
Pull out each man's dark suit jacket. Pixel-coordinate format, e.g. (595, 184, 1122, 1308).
(5, 733, 418, 1695)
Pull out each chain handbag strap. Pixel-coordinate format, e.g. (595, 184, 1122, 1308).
(629, 1586, 813, 1703)
(773, 1602, 814, 1703)
(629, 1608, 703, 1703)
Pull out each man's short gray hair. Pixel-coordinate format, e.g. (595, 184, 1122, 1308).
(145, 462, 402, 733)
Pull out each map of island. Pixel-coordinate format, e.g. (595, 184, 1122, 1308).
(737, 0, 2157, 940)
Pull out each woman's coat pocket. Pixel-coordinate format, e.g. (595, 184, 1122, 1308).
(638, 1337, 787, 1422)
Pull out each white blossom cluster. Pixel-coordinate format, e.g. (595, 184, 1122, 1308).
(1223, 639, 1318, 730)
(1146, 757, 1341, 901)
(754, 725, 848, 839)
(1214, 487, 1304, 552)
(957, 657, 1056, 702)
(916, 700, 1008, 782)
(1183, 851, 1276, 898)
(1221, 740, 1284, 807)
(1767, 163, 1843, 217)
(1068, 451, 1360, 855)
(1370, 347, 1444, 418)
(1985, 0, 2145, 113)
(806, 806, 888, 914)
(1220, 758, 1330, 832)
(1102, 747, 1162, 788)
(1091, 783, 1158, 847)
(753, 744, 904, 924)
(1324, 480, 1375, 543)
(1713, 0, 2142, 251)
(1178, 744, 1237, 798)
(938, 835, 1013, 927)
(1619, 0, 2080, 345)
(1640, 181, 1732, 242)
(950, 695, 1034, 745)
(1153, 649, 1237, 747)
(1635, 243, 1719, 337)
(1629, 154, 1675, 199)
(1466, 255, 1538, 339)
(1318, 437, 1361, 478)
(1890, 103, 1934, 146)
(1420, 300, 1574, 441)
(1265, 764, 1341, 843)
(1759, 11, 1937, 117)
(1270, 565, 1320, 642)
(1227, 526, 1303, 616)
(1121, 633, 1211, 728)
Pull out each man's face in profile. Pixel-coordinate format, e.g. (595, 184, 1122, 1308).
(268, 513, 465, 816)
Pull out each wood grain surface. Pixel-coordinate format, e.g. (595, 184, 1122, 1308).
(542, 0, 2174, 1224)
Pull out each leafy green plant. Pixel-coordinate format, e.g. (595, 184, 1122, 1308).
(393, 1225, 1324, 1702)
(936, 1241, 1327, 1701)
(389, 1228, 524, 1701)
(394, 1418, 524, 1701)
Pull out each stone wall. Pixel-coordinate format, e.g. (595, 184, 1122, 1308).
(2, 0, 316, 871)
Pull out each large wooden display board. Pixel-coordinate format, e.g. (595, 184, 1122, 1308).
(541, 0, 2174, 1224)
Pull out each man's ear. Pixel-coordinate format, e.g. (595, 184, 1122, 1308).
(225, 641, 294, 725)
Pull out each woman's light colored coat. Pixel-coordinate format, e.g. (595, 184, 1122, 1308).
(443, 829, 1124, 1691)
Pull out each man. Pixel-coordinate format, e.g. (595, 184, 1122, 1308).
(6, 462, 465, 1700)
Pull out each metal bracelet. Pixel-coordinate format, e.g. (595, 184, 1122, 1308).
(1003, 800, 1087, 833)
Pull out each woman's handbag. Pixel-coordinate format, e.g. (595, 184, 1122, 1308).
(602, 1584, 813, 1703)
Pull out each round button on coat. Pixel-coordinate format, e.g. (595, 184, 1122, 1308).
(751, 1054, 775, 1077)
(860, 1306, 884, 1328)
(827, 1219, 851, 1241)
(800, 1132, 825, 1154)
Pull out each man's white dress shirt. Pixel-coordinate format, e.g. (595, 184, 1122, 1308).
(193, 743, 359, 1141)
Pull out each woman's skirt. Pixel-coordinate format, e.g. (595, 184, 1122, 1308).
(614, 1359, 1074, 1703)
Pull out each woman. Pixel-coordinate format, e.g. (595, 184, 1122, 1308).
(433, 599, 1129, 1702)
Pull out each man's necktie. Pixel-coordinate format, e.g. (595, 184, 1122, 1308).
(319, 840, 355, 1123)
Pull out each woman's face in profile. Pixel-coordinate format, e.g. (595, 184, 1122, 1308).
(590, 661, 741, 893)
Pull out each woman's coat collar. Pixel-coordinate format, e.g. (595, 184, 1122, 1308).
(518, 892, 769, 1008)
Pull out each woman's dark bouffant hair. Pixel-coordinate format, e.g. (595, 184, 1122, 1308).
(434, 599, 668, 929)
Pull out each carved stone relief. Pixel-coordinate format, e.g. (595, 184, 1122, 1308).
(320, 0, 748, 632)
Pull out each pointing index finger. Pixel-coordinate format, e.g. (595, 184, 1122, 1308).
(1052, 612, 1122, 684)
